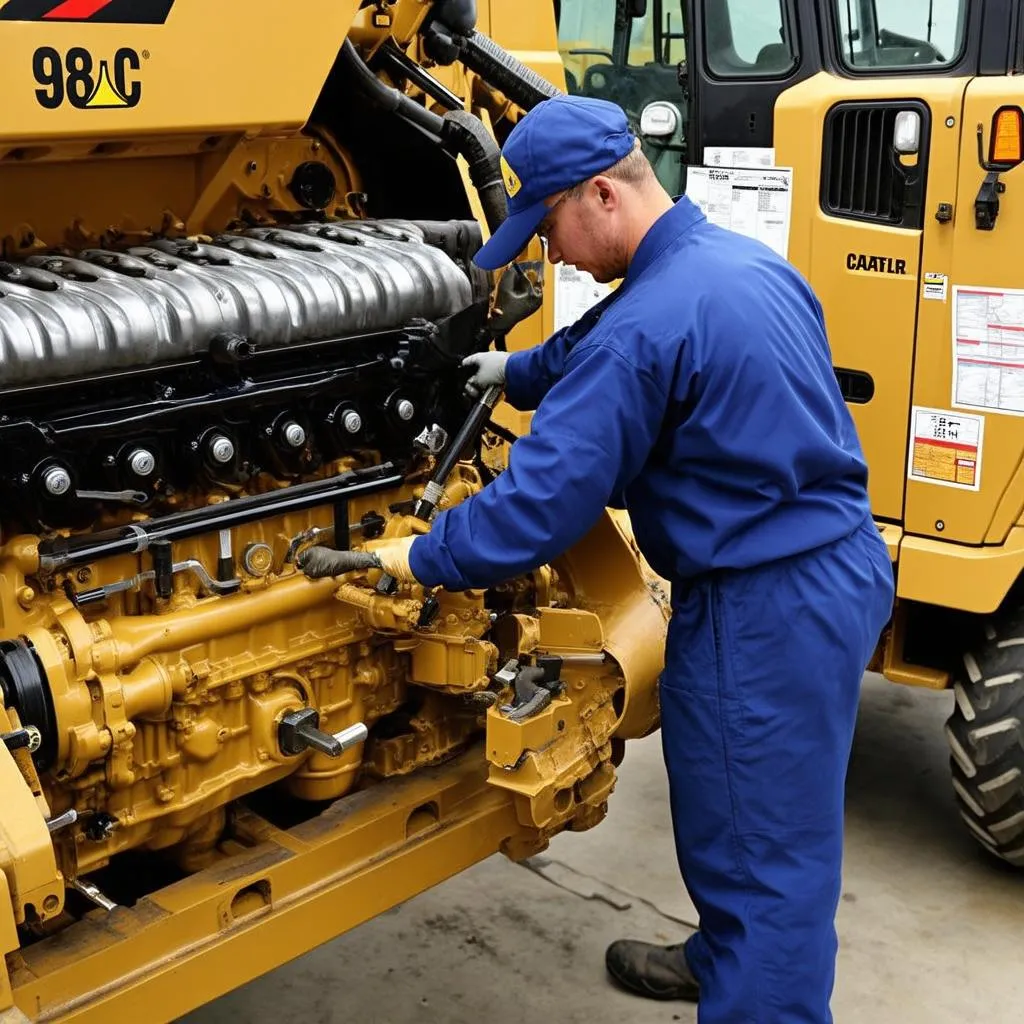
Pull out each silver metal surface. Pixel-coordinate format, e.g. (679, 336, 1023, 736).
(78, 558, 240, 604)
(128, 448, 156, 477)
(396, 399, 415, 421)
(209, 435, 235, 464)
(1, 220, 474, 385)
(46, 809, 78, 834)
(70, 878, 118, 912)
(414, 423, 448, 454)
(332, 722, 369, 753)
(342, 410, 363, 434)
(282, 421, 306, 448)
(43, 466, 72, 496)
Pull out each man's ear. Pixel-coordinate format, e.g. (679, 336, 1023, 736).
(592, 175, 619, 209)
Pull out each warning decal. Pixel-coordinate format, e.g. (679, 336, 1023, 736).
(0, 0, 174, 22)
(909, 406, 984, 491)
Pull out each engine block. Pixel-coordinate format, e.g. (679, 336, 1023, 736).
(0, 213, 666, 940)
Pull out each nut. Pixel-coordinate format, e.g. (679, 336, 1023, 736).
(128, 448, 156, 477)
(282, 421, 306, 448)
(209, 435, 235, 465)
(43, 466, 72, 496)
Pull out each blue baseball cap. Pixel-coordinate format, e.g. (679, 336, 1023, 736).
(474, 94, 637, 270)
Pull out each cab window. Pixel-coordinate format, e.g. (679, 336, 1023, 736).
(833, 0, 968, 69)
(556, 0, 684, 97)
(703, 0, 796, 77)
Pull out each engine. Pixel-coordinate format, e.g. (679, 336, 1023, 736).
(0, 211, 663, 917)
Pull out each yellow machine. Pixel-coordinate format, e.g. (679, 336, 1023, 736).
(0, 2, 668, 1020)
(554, 0, 1024, 865)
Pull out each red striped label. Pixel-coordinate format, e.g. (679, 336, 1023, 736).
(0, 0, 174, 21)
(43, 0, 113, 17)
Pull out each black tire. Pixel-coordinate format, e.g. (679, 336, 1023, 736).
(946, 603, 1024, 865)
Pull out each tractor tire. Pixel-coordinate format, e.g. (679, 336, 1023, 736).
(946, 603, 1024, 866)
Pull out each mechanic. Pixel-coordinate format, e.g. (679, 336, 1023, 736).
(301, 93, 895, 1023)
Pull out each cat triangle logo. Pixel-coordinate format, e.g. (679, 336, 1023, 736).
(86, 60, 129, 108)
(500, 155, 522, 199)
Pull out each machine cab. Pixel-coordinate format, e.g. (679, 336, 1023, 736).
(557, 0, 1024, 553)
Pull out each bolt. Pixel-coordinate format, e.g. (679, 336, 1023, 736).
(343, 410, 363, 434)
(397, 399, 415, 422)
(128, 448, 156, 477)
(76, 567, 92, 584)
(43, 466, 72, 496)
(209, 435, 235, 464)
(246, 160, 258, 173)
(282, 421, 306, 448)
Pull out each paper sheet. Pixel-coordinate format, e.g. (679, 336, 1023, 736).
(952, 285, 1024, 415)
(553, 263, 611, 333)
(908, 406, 984, 491)
(684, 165, 793, 259)
(703, 146, 776, 168)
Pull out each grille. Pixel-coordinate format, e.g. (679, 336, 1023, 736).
(821, 101, 929, 229)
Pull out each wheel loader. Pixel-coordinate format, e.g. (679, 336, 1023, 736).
(0, 2, 669, 1020)
(552, 0, 1024, 865)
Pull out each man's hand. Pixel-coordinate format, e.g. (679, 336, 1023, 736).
(462, 351, 510, 399)
(298, 536, 419, 584)
(297, 546, 380, 579)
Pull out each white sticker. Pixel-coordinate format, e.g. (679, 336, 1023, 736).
(553, 263, 611, 333)
(923, 272, 948, 301)
(684, 165, 793, 260)
(908, 406, 984, 491)
(952, 285, 1024, 415)
(703, 146, 776, 168)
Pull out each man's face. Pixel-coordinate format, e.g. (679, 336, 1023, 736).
(537, 178, 628, 284)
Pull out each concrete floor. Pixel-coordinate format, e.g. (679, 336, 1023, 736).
(182, 676, 1024, 1024)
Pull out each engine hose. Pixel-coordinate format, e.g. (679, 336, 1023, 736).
(338, 39, 506, 234)
(440, 109, 507, 233)
(459, 31, 561, 111)
(338, 38, 446, 139)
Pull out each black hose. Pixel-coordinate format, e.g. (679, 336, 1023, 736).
(460, 31, 561, 111)
(338, 39, 506, 233)
(441, 109, 507, 233)
(422, 18, 560, 112)
(338, 38, 445, 138)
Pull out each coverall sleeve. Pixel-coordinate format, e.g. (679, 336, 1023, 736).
(502, 326, 575, 411)
(410, 341, 667, 591)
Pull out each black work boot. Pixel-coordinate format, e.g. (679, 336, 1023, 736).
(605, 939, 700, 1002)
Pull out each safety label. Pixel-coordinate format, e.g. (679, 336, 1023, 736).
(553, 263, 611, 333)
(923, 272, 948, 302)
(909, 406, 983, 491)
(684, 165, 793, 259)
(952, 285, 1024, 414)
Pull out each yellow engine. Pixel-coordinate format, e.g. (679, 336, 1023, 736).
(0, 1, 666, 1019)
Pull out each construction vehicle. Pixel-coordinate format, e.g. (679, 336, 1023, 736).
(553, 0, 1024, 866)
(0, 2, 669, 1020)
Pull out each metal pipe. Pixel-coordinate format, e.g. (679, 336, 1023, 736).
(37, 464, 401, 575)
(414, 384, 502, 519)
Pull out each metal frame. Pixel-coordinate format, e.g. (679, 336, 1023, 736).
(4, 747, 522, 1023)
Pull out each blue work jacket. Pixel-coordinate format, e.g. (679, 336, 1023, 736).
(409, 197, 872, 590)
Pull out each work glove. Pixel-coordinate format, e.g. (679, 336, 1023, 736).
(461, 350, 510, 399)
(298, 535, 418, 584)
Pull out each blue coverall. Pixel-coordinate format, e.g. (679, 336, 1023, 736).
(410, 195, 895, 1022)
